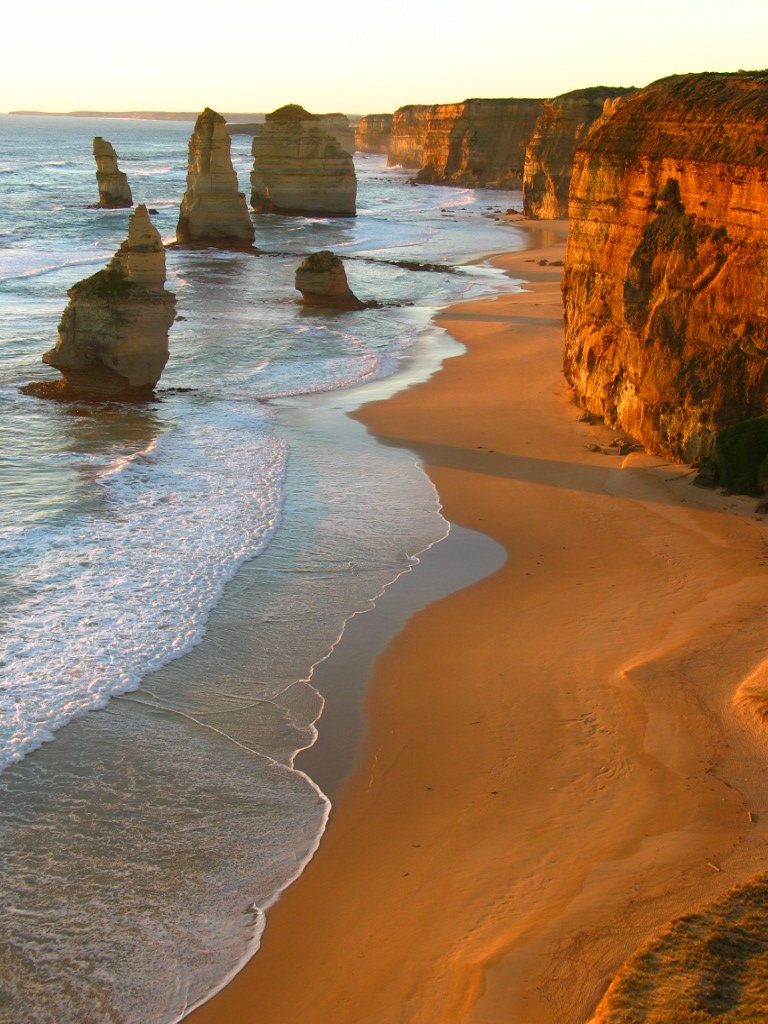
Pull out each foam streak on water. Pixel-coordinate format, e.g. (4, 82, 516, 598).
(0, 400, 286, 768)
(0, 115, 525, 1023)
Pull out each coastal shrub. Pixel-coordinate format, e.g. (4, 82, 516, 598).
(715, 416, 768, 495)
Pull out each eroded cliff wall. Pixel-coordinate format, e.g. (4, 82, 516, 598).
(562, 72, 768, 461)
(388, 98, 545, 187)
(523, 87, 632, 219)
(417, 98, 546, 188)
(355, 114, 393, 154)
(388, 106, 431, 168)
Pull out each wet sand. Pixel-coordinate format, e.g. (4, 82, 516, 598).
(190, 222, 768, 1023)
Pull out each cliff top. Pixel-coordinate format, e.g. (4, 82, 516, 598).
(550, 85, 635, 103)
(93, 136, 117, 157)
(266, 104, 318, 123)
(195, 107, 226, 128)
(395, 97, 546, 115)
(579, 71, 768, 166)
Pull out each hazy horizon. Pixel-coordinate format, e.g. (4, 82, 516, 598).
(3, 0, 768, 115)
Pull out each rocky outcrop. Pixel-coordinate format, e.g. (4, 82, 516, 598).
(251, 105, 356, 216)
(319, 113, 355, 154)
(522, 87, 632, 218)
(389, 99, 545, 187)
(355, 114, 393, 153)
(295, 251, 365, 308)
(562, 72, 768, 461)
(176, 107, 255, 249)
(93, 137, 133, 208)
(31, 205, 176, 399)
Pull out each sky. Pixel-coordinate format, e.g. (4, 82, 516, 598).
(3, 0, 768, 114)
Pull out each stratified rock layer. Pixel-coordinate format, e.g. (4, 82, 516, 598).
(389, 99, 545, 187)
(176, 107, 255, 248)
(93, 137, 133, 208)
(562, 72, 768, 461)
(387, 106, 430, 168)
(319, 113, 355, 154)
(38, 205, 176, 398)
(295, 250, 364, 308)
(355, 114, 393, 154)
(251, 105, 356, 216)
(522, 87, 632, 218)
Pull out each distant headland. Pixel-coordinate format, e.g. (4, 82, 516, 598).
(8, 110, 268, 122)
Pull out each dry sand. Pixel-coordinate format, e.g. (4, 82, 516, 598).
(190, 222, 768, 1023)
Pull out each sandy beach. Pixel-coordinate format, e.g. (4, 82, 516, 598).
(190, 222, 768, 1023)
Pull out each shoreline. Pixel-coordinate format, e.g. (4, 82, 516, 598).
(190, 221, 768, 1023)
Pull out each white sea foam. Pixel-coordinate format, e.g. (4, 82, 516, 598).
(132, 165, 175, 176)
(0, 400, 287, 770)
(0, 253, 107, 284)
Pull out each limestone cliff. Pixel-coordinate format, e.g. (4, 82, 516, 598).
(390, 99, 545, 187)
(522, 87, 632, 218)
(562, 72, 768, 461)
(319, 113, 355, 154)
(176, 107, 255, 249)
(387, 106, 430, 168)
(35, 205, 176, 399)
(251, 105, 356, 217)
(93, 137, 133, 208)
(355, 114, 393, 154)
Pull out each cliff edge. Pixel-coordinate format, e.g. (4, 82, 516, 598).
(562, 72, 768, 461)
(522, 87, 633, 219)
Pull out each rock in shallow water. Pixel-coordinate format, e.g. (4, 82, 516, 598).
(27, 205, 176, 401)
(295, 251, 366, 309)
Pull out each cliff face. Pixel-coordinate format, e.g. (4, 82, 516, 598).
(355, 114, 393, 154)
(562, 72, 768, 461)
(387, 106, 430, 168)
(522, 87, 632, 219)
(176, 107, 255, 248)
(93, 137, 133, 208)
(389, 99, 545, 187)
(38, 205, 176, 399)
(251, 104, 356, 216)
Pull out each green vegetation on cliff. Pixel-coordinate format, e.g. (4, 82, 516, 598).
(715, 416, 768, 495)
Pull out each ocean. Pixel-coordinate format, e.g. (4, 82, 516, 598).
(0, 114, 524, 1022)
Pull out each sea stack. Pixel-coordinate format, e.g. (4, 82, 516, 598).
(93, 137, 133, 208)
(33, 205, 176, 399)
(355, 114, 393, 154)
(295, 251, 365, 309)
(251, 105, 357, 217)
(318, 113, 356, 155)
(563, 71, 768, 461)
(522, 87, 633, 218)
(176, 107, 255, 249)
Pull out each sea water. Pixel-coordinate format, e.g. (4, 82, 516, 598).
(0, 115, 524, 1022)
